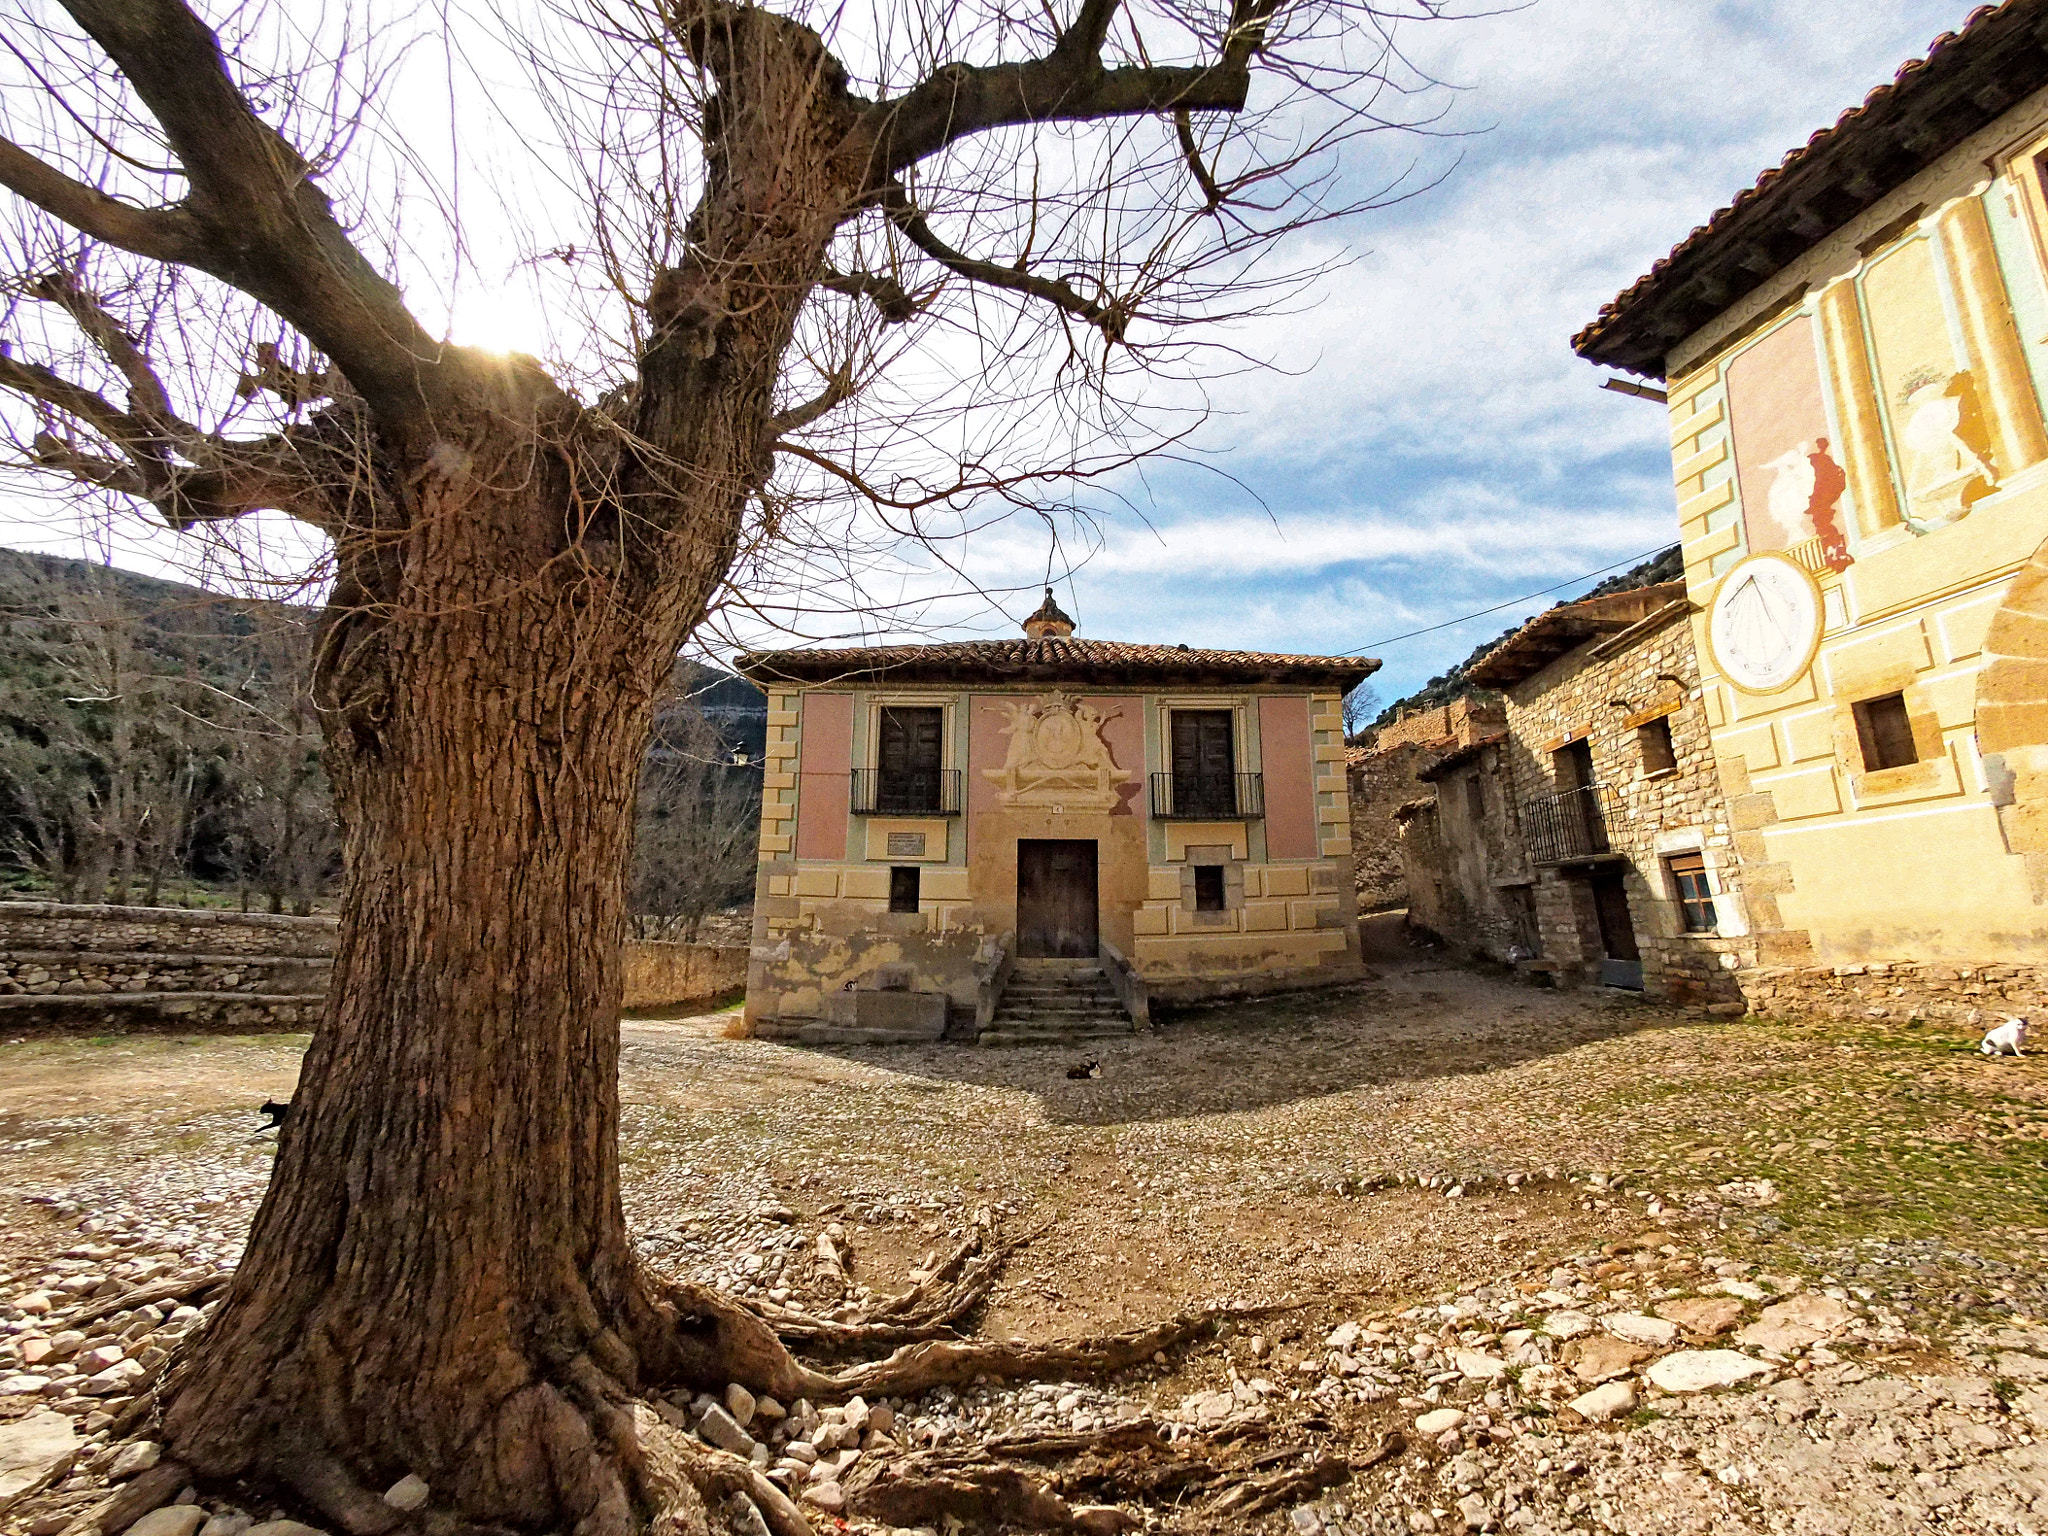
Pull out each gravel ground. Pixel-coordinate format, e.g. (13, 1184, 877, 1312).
(2, 916, 2045, 1535)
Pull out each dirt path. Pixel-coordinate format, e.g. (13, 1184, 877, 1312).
(3, 925, 2046, 1534)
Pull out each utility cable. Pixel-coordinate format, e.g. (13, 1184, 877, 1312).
(1344, 544, 1676, 655)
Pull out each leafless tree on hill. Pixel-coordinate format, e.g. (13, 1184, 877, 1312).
(630, 698, 761, 942)
(0, 1, 1468, 1530)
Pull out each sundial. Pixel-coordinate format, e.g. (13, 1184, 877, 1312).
(1709, 553, 1823, 694)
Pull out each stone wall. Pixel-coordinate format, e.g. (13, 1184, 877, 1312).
(0, 901, 334, 1031)
(1737, 961, 2048, 1025)
(0, 901, 744, 1030)
(1495, 610, 1746, 1006)
(1397, 743, 1539, 963)
(622, 942, 749, 1011)
(1367, 695, 1506, 754)
(1348, 741, 1443, 910)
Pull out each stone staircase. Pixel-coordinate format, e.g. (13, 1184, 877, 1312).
(979, 957, 1134, 1045)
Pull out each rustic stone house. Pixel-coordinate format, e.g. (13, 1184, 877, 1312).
(1573, 2, 2048, 1024)
(1396, 583, 1745, 1005)
(1347, 695, 1506, 911)
(734, 595, 1373, 1042)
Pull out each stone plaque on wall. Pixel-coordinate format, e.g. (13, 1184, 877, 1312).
(886, 832, 927, 858)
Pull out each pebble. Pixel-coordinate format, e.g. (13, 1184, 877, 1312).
(1414, 1408, 1465, 1436)
(696, 1404, 755, 1457)
(801, 1480, 845, 1512)
(1644, 1350, 1774, 1394)
(724, 1382, 757, 1427)
(1569, 1380, 1637, 1422)
(124, 1510, 207, 1536)
(381, 1474, 429, 1512)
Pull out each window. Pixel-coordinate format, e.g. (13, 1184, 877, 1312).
(1192, 864, 1226, 912)
(1852, 692, 1918, 771)
(1666, 853, 1716, 933)
(1638, 717, 1677, 776)
(888, 866, 921, 914)
(1465, 776, 1486, 825)
(1170, 709, 1237, 817)
(877, 706, 944, 812)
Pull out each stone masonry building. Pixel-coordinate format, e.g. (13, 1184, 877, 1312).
(735, 596, 1374, 1043)
(1397, 584, 1745, 1006)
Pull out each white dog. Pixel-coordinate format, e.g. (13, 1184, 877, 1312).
(1980, 1016, 2030, 1056)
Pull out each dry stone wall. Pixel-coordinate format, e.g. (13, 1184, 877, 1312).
(0, 902, 335, 1031)
(0, 902, 745, 1030)
(1739, 961, 2048, 1026)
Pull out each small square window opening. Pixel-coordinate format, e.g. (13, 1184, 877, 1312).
(1639, 716, 1677, 775)
(888, 866, 920, 914)
(1665, 852, 1716, 933)
(1853, 692, 1919, 771)
(1193, 864, 1226, 912)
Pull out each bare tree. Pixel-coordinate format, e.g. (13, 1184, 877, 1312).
(216, 612, 337, 914)
(0, 0, 1463, 1528)
(1342, 679, 1383, 740)
(631, 695, 761, 941)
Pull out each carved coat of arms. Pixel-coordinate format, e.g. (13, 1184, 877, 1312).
(982, 693, 1133, 811)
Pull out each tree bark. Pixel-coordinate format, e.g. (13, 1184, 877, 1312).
(155, 15, 876, 1532)
(158, 388, 685, 1536)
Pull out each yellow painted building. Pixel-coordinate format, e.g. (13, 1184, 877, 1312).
(733, 595, 1373, 1042)
(1575, 3, 2048, 989)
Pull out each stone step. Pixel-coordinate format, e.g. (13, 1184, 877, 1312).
(995, 1004, 1124, 1021)
(978, 1025, 1135, 1046)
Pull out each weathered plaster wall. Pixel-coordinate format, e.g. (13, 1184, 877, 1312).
(1660, 86, 2048, 969)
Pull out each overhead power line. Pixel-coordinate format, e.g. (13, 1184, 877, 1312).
(1346, 545, 1675, 656)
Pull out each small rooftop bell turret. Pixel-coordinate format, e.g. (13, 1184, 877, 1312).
(1022, 588, 1076, 640)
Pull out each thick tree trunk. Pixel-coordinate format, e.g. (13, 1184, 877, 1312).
(154, 15, 884, 1533)
(159, 435, 684, 1536)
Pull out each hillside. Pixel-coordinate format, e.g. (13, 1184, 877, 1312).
(0, 549, 765, 920)
(1371, 543, 1681, 729)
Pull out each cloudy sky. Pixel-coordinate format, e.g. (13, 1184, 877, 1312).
(0, 1, 1984, 709)
(996, 0, 1984, 707)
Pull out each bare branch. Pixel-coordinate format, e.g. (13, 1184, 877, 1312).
(883, 188, 1128, 340)
(769, 361, 857, 435)
(47, 0, 446, 424)
(1174, 110, 1226, 213)
(818, 266, 925, 322)
(0, 135, 204, 263)
(862, 0, 1288, 178)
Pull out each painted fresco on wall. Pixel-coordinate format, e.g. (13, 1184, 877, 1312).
(1863, 236, 1998, 528)
(1725, 313, 1854, 572)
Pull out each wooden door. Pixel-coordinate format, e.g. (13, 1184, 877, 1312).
(1017, 840, 1099, 959)
(1588, 867, 1642, 989)
(1171, 710, 1235, 817)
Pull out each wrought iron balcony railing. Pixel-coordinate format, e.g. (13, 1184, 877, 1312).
(850, 768, 962, 817)
(1149, 772, 1265, 820)
(1523, 782, 1618, 864)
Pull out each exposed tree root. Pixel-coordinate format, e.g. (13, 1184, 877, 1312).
(67, 1267, 230, 1331)
(1203, 1451, 1353, 1517)
(746, 1224, 1044, 1355)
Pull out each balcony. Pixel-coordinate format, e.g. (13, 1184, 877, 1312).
(851, 768, 962, 817)
(1149, 772, 1265, 820)
(1524, 783, 1618, 864)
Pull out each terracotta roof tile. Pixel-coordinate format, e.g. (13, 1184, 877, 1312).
(735, 636, 1378, 690)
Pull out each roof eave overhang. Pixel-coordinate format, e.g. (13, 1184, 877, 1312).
(1573, 2, 2048, 380)
(734, 655, 1381, 692)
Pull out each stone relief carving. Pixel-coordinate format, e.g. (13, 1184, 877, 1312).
(982, 692, 1133, 811)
